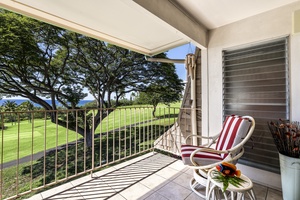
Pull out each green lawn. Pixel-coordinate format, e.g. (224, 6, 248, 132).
(1, 119, 80, 163)
(0, 104, 180, 163)
(99, 105, 179, 132)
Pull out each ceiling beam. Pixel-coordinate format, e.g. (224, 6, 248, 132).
(134, 0, 208, 49)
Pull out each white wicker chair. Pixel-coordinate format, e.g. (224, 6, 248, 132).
(181, 115, 255, 198)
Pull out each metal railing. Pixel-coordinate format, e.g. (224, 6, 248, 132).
(0, 106, 188, 200)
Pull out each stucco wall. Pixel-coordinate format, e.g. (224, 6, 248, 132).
(202, 1, 300, 189)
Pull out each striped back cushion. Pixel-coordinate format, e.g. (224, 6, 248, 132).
(216, 115, 252, 159)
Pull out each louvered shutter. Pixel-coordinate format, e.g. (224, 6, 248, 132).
(222, 37, 289, 173)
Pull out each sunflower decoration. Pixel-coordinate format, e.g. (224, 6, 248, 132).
(212, 162, 246, 192)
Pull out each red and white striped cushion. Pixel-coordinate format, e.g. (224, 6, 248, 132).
(180, 115, 252, 166)
(181, 144, 222, 166)
(216, 115, 251, 159)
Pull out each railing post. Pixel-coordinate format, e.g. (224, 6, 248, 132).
(1, 113, 3, 200)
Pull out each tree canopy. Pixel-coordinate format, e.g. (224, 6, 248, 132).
(0, 10, 184, 145)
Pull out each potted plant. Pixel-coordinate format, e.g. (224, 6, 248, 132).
(268, 120, 300, 200)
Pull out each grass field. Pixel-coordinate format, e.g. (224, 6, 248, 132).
(1, 119, 80, 163)
(0, 104, 180, 163)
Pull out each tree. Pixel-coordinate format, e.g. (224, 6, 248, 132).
(63, 34, 184, 143)
(0, 10, 91, 142)
(0, 10, 87, 109)
(0, 10, 184, 146)
(2, 100, 17, 124)
(18, 101, 35, 122)
(134, 60, 184, 117)
(19, 101, 34, 111)
(145, 61, 184, 117)
(136, 81, 183, 117)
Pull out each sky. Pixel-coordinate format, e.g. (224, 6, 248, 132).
(166, 43, 195, 81)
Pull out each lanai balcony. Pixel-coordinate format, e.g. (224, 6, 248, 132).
(0, 107, 282, 200)
(1, 0, 300, 199)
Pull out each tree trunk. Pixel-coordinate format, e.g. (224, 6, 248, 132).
(85, 130, 93, 147)
(49, 108, 114, 148)
(152, 105, 157, 118)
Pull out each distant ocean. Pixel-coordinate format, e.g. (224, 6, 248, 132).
(0, 99, 93, 107)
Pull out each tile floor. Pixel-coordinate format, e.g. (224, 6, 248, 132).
(27, 152, 283, 200)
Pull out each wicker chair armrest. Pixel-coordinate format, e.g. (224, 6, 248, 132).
(189, 148, 228, 166)
(188, 147, 244, 170)
(185, 134, 219, 146)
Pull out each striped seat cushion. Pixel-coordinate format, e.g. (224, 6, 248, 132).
(181, 115, 252, 166)
(181, 144, 223, 166)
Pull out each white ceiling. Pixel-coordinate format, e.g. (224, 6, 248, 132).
(0, 0, 299, 55)
(174, 0, 300, 29)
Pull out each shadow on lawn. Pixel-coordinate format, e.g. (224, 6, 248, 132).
(21, 124, 171, 186)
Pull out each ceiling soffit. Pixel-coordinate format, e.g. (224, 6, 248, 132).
(173, 0, 300, 29)
(0, 0, 200, 55)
